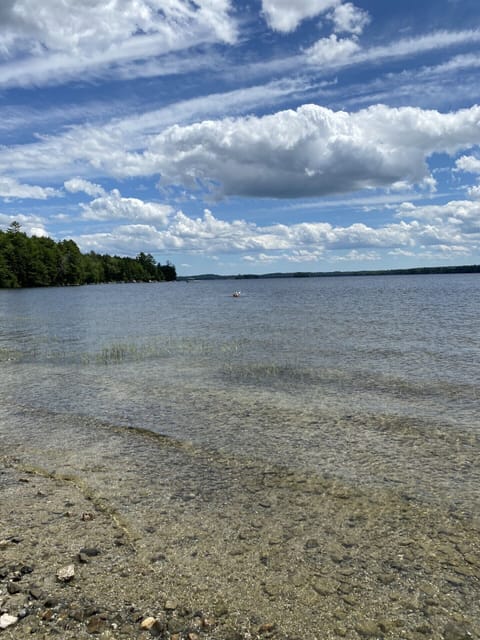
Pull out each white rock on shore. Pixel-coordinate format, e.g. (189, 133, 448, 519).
(0, 613, 18, 629)
(56, 564, 75, 582)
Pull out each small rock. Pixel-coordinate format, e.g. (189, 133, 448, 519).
(202, 617, 216, 628)
(258, 622, 276, 633)
(81, 512, 95, 521)
(87, 615, 107, 634)
(7, 581, 22, 594)
(79, 547, 101, 557)
(29, 586, 43, 600)
(78, 552, 90, 564)
(165, 599, 178, 610)
(0, 613, 18, 629)
(443, 622, 473, 640)
(304, 539, 319, 549)
(69, 608, 86, 622)
(312, 579, 337, 596)
(445, 575, 465, 587)
(19, 564, 34, 575)
(355, 620, 379, 637)
(140, 617, 157, 630)
(44, 596, 60, 608)
(57, 564, 75, 582)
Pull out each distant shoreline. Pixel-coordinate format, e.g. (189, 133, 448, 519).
(178, 263, 480, 281)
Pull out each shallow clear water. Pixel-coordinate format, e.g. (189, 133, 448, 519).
(1, 274, 479, 510)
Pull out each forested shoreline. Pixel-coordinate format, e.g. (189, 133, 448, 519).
(0, 222, 176, 288)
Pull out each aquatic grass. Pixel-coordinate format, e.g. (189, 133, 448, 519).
(220, 360, 319, 387)
(0, 347, 22, 362)
(91, 336, 246, 365)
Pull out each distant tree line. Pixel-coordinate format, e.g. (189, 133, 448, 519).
(0, 222, 176, 288)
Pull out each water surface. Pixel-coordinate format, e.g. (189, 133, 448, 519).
(1, 274, 479, 510)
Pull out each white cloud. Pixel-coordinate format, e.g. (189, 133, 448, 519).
(64, 178, 106, 197)
(365, 29, 480, 63)
(396, 199, 480, 236)
(261, 0, 340, 32)
(334, 249, 379, 262)
(328, 2, 370, 35)
(73, 201, 480, 262)
(0, 176, 60, 199)
(144, 103, 480, 198)
(305, 34, 360, 66)
(3, 103, 480, 202)
(0, 0, 236, 55)
(303, 28, 480, 74)
(0, 0, 236, 88)
(0, 79, 308, 181)
(467, 185, 480, 199)
(0, 212, 48, 236)
(80, 189, 174, 225)
(456, 155, 480, 174)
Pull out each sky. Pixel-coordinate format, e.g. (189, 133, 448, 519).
(1, 1, 480, 275)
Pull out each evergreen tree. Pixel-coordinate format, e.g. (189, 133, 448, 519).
(0, 224, 177, 289)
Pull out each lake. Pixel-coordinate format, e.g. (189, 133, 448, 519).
(1, 274, 479, 508)
(1, 274, 479, 637)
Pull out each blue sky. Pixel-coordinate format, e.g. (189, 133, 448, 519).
(1, 0, 480, 275)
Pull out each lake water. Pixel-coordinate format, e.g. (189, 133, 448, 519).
(1, 274, 480, 637)
(1, 274, 479, 511)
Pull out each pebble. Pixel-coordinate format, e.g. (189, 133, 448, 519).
(355, 620, 379, 637)
(7, 581, 22, 594)
(312, 578, 337, 596)
(57, 564, 75, 582)
(0, 613, 18, 629)
(79, 547, 101, 557)
(87, 615, 107, 634)
(140, 616, 157, 629)
(258, 622, 276, 633)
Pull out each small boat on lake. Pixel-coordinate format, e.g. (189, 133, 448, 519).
(232, 290, 241, 297)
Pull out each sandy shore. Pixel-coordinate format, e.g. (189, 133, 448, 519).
(1, 407, 480, 639)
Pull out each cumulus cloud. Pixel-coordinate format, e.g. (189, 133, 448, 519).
(328, 2, 370, 35)
(261, 0, 340, 32)
(396, 198, 480, 237)
(467, 185, 480, 199)
(0, 176, 60, 199)
(80, 189, 174, 225)
(64, 178, 106, 197)
(145, 103, 480, 199)
(0, 79, 307, 179)
(3, 103, 480, 202)
(0, 212, 48, 236)
(305, 34, 360, 66)
(73, 201, 480, 262)
(456, 155, 480, 174)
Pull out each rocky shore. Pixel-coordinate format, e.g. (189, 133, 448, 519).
(1, 407, 480, 639)
(0, 462, 249, 640)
